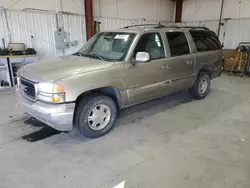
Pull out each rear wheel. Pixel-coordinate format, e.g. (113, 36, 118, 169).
(74, 94, 117, 138)
(189, 72, 211, 99)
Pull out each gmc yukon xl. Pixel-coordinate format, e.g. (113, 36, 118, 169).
(17, 25, 223, 138)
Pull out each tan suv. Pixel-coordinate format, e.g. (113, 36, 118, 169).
(17, 25, 223, 138)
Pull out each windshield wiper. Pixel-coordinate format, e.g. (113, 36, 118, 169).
(73, 52, 104, 60)
(89, 53, 104, 61)
(73, 52, 111, 61)
(73, 52, 84, 56)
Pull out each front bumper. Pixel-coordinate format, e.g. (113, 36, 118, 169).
(16, 89, 75, 131)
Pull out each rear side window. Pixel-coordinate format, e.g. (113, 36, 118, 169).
(190, 31, 221, 52)
(166, 32, 190, 57)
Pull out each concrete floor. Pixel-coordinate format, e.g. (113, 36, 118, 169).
(0, 74, 250, 188)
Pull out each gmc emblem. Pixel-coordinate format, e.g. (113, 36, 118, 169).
(19, 83, 27, 92)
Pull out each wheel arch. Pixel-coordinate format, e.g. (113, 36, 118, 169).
(199, 68, 212, 77)
(75, 86, 123, 109)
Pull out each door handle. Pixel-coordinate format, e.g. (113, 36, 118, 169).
(161, 64, 169, 69)
(187, 60, 193, 65)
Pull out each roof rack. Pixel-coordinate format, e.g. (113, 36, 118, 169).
(165, 26, 210, 30)
(123, 24, 210, 30)
(123, 24, 166, 29)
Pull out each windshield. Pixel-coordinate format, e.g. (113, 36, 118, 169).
(75, 32, 136, 62)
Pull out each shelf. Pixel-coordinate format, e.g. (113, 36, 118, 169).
(0, 65, 7, 69)
(0, 87, 13, 92)
(0, 86, 10, 89)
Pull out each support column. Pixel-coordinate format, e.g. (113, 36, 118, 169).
(175, 0, 183, 23)
(85, 0, 94, 40)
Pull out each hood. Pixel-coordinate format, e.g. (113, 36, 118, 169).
(18, 55, 114, 82)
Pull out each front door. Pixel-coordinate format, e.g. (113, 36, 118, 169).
(125, 32, 168, 105)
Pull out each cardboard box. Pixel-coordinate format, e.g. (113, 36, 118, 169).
(224, 58, 247, 72)
(224, 58, 236, 71)
(223, 49, 237, 59)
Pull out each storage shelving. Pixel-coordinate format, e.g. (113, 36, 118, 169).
(0, 57, 12, 91)
(0, 55, 39, 91)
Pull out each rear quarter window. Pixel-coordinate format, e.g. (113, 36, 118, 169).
(190, 30, 221, 52)
(166, 32, 190, 57)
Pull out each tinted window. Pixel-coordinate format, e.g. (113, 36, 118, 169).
(134, 33, 165, 60)
(190, 31, 221, 52)
(166, 32, 190, 57)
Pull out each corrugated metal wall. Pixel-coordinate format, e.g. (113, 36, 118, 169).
(1, 9, 173, 59)
(0, 9, 8, 47)
(1, 8, 249, 58)
(223, 18, 250, 49)
(182, 0, 250, 22)
(93, 0, 174, 22)
(0, 9, 86, 59)
(94, 17, 173, 31)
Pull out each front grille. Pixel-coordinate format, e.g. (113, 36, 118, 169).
(20, 78, 36, 100)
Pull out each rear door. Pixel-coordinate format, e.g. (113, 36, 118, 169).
(189, 30, 223, 78)
(162, 31, 196, 91)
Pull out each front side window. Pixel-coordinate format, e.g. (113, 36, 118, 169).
(134, 33, 165, 60)
(166, 32, 190, 57)
(190, 30, 221, 52)
(76, 32, 136, 61)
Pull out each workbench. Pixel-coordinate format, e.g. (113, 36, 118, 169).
(0, 55, 39, 91)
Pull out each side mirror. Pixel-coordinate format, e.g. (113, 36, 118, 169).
(132, 52, 150, 65)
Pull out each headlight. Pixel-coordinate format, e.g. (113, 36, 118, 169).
(17, 76, 20, 87)
(37, 82, 65, 103)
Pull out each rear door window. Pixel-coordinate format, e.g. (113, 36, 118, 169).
(166, 32, 190, 57)
(190, 30, 221, 52)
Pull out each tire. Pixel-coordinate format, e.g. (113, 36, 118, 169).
(189, 72, 211, 100)
(74, 94, 118, 138)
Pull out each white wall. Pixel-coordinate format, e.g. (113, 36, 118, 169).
(182, 0, 250, 22)
(0, 0, 175, 59)
(223, 0, 250, 19)
(0, 9, 86, 59)
(1, 0, 175, 21)
(0, 0, 84, 15)
(93, 0, 175, 21)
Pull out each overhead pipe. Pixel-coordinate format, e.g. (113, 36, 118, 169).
(55, 0, 64, 30)
(217, 0, 225, 36)
(23, 8, 54, 13)
(85, 0, 94, 40)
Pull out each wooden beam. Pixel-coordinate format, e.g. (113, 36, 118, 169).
(175, 0, 183, 23)
(84, 0, 94, 40)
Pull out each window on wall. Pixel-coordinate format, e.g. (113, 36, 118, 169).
(134, 33, 165, 60)
(166, 32, 190, 57)
(189, 30, 221, 52)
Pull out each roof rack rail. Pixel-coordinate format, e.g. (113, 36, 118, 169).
(165, 26, 210, 30)
(123, 24, 210, 30)
(181, 26, 210, 30)
(123, 24, 166, 29)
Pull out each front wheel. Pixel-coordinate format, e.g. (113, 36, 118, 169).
(74, 94, 118, 138)
(189, 72, 211, 99)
